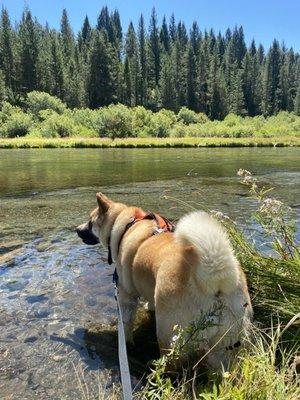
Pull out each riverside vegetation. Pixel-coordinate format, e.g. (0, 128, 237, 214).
(0, 91, 300, 148)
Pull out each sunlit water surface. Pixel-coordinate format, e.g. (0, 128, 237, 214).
(0, 148, 299, 399)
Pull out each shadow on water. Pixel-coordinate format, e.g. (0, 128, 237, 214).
(84, 308, 160, 377)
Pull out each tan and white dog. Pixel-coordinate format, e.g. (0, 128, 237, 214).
(77, 193, 253, 369)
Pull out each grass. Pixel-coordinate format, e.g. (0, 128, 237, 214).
(0, 136, 300, 149)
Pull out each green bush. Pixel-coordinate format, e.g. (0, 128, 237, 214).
(71, 108, 99, 132)
(97, 104, 133, 139)
(149, 109, 176, 137)
(39, 113, 78, 137)
(178, 107, 210, 125)
(132, 106, 153, 137)
(26, 91, 67, 117)
(0, 111, 33, 137)
(169, 122, 188, 138)
(178, 107, 198, 124)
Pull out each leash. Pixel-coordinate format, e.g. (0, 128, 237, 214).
(108, 210, 174, 399)
(113, 268, 133, 400)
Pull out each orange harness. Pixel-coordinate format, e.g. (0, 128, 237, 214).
(108, 210, 175, 265)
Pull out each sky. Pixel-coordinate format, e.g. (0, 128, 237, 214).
(1, 0, 300, 51)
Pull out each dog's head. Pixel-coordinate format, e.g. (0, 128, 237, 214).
(76, 193, 124, 246)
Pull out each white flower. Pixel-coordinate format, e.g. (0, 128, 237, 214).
(242, 175, 257, 185)
(223, 371, 231, 379)
(237, 168, 252, 177)
(210, 210, 230, 220)
(171, 335, 179, 343)
(259, 198, 283, 214)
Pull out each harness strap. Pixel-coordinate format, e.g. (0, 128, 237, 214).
(113, 210, 174, 262)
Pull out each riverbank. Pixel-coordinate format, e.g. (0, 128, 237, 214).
(1, 136, 300, 149)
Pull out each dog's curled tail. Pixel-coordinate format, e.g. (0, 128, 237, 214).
(174, 211, 240, 295)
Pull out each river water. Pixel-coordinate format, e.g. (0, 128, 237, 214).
(0, 148, 299, 399)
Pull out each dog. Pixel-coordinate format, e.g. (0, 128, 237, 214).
(77, 193, 253, 369)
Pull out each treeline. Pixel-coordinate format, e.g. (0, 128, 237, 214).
(0, 6, 300, 119)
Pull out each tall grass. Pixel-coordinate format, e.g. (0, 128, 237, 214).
(0, 136, 300, 149)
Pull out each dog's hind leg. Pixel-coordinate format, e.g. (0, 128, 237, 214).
(118, 286, 138, 345)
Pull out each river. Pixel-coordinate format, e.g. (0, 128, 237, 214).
(0, 147, 299, 399)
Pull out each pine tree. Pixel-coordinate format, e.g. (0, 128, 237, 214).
(159, 52, 176, 109)
(97, 6, 110, 32)
(171, 40, 186, 110)
(148, 8, 160, 91)
(60, 9, 74, 61)
(0, 69, 8, 101)
(124, 22, 140, 106)
(50, 33, 65, 99)
(261, 40, 282, 116)
(36, 23, 53, 94)
(88, 30, 116, 108)
(0, 8, 16, 94)
(294, 73, 300, 115)
(123, 56, 132, 106)
(169, 14, 177, 42)
(228, 62, 245, 115)
(186, 43, 197, 110)
(78, 15, 92, 52)
(190, 21, 200, 56)
(19, 9, 39, 92)
(207, 45, 227, 119)
(138, 14, 147, 106)
(160, 16, 170, 53)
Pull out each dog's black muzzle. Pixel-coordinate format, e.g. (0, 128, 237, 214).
(76, 224, 99, 245)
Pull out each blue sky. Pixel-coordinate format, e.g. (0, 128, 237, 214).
(1, 0, 300, 51)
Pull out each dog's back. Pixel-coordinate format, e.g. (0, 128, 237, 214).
(132, 211, 253, 369)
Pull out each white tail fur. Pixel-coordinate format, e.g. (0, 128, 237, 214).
(175, 211, 240, 295)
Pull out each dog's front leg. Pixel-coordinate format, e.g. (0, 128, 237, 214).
(117, 286, 138, 345)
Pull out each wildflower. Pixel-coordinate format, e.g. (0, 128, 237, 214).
(259, 198, 283, 214)
(210, 210, 230, 220)
(171, 335, 180, 343)
(243, 175, 253, 184)
(237, 168, 251, 177)
(223, 371, 231, 379)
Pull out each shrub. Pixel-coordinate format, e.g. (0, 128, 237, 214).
(26, 91, 67, 117)
(178, 107, 210, 125)
(40, 113, 77, 137)
(169, 122, 187, 138)
(71, 108, 99, 132)
(97, 104, 133, 139)
(0, 101, 23, 123)
(0, 111, 33, 137)
(178, 106, 199, 124)
(149, 109, 176, 137)
(132, 106, 153, 137)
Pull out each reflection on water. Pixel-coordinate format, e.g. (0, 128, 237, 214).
(0, 148, 299, 398)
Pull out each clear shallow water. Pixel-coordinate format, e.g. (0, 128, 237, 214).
(0, 148, 299, 399)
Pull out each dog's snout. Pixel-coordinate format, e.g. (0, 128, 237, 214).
(76, 227, 84, 238)
(76, 223, 99, 245)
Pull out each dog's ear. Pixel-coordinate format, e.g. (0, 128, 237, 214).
(96, 192, 111, 213)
